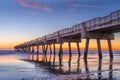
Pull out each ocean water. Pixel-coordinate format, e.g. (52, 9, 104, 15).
(0, 50, 120, 80)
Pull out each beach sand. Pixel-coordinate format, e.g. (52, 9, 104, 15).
(0, 50, 120, 80)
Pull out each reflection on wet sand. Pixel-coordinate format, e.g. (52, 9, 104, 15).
(84, 59, 90, 79)
(109, 59, 113, 80)
(21, 54, 116, 80)
(77, 59, 81, 73)
(98, 59, 102, 80)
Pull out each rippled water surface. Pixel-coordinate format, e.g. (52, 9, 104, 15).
(0, 50, 120, 80)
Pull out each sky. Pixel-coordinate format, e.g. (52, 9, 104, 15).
(0, 0, 120, 50)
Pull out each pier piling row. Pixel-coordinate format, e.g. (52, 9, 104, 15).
(14, 10, 120, 62)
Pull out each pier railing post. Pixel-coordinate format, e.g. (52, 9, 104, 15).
(97, 39, 102, 60)
(108, 39, 113, 59)
(84, 38, 90, 59)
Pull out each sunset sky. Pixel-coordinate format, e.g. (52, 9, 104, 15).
(0, 0, 120, 50)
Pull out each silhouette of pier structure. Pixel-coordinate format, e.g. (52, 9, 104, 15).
(15, 10, 120, 63)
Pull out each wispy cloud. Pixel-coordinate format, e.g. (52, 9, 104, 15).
(16, 0, 52, 11)
(70, 4, 104, 8)
(42, 7, 52, 11)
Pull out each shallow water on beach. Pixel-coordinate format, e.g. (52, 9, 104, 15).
(0, 50, 120, 80)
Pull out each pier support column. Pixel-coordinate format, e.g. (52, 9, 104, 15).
(68, 42, 72, 58)
(49, 44, 52, 62)
(36, 45, 39, 61)
(32, 46, 34, 53)
(32, 46, 34, 61)
(53, 43, 56, 66)
(43, 45, 46, 61)
(76, 42, 81, 60)
(59, 42, 63, 66)
(97, 39, 102, 60)
(68, 42, 72, 70)
(28, 46, 31, 53)
(84, 38, 90, 59)
(108, 39, 113, 59)
(45, 44, 48, 62)
(42, 45, 45, 61)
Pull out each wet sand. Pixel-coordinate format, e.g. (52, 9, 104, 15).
(0, 50, 120, 80)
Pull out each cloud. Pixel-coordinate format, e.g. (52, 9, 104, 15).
(70, 4, 104, 8)
(42, 7, 52, 11)
(16, 0, 52, 11)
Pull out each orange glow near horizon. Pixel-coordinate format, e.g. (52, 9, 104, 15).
(0, 39, 120, 50)
(0, 40, 27, 50)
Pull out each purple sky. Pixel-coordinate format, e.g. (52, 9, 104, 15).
(0, 0, 120, 49)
